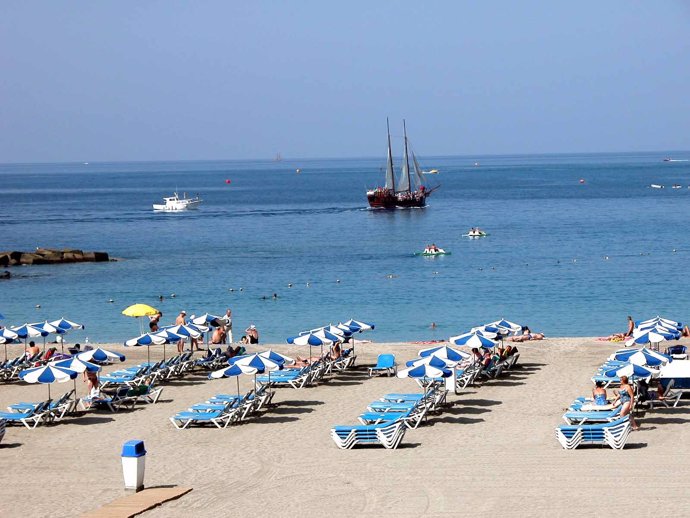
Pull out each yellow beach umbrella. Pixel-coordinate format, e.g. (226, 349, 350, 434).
(122, 303, 159, 317)
(122, 303, 159, 335)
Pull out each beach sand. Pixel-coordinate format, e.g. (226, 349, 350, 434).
(1, 338, 689, 517)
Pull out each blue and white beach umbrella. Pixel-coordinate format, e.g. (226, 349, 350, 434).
(209, 363, 258, 396)
(0, 328, 19, 361)
(636, 316, 682, 329)
(342, 319, 375, 332)
(288, 333, 333, 346)
(20, 363, 78, 399)
(11, 323, 50, 339)
(397, 362, 452, 382)
(48, 318, 85, 332)
(449, 331, 498, 349)
(487, 319, 522, 335)
(125, 332, 168, 363)
(162, 324, 204, 338)
(470, 325, 502, 338)
(191, 313, 223, 327)
(604, 363, 659, 381)
(259, 350, 295, 366)
(419, 345, 470, 363)
(613, 347, 672, 367)
(635, 324, 681, 339)
(405, 355, 456, 369)
(229, 353, 283, 391)
(76, 347, 126, 365)
(321, 325, 352, 338)
(625, 330, 674, 349)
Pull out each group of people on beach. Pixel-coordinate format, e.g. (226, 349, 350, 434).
(148, 308, 259, 353)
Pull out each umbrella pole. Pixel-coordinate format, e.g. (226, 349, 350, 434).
(4, 342, 7, 362)
(147, 346, 150, 365)
(237, 376, 240, 397)
(163, 342, 166, 362)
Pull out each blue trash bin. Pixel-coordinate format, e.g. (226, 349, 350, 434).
(121, 440, 146, 492)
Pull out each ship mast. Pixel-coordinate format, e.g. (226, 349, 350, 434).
(385, 117, 395, 192)
(399, 119, 411, 194)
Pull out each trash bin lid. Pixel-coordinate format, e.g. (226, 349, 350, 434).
(121, 440, 146, 457)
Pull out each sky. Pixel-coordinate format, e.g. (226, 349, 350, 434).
(1, 1, 689, 162)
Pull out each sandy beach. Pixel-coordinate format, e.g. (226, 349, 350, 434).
(1, 337, 689, 517)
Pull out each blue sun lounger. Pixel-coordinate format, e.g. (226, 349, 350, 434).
(555, 416, 631, 450)
(0, 400, 53, 429)
(562, 405, 622, 425)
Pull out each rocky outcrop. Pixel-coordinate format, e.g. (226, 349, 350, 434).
(0, 248, 110, 266)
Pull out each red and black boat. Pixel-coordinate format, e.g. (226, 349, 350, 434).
(366, 119, 437, 209)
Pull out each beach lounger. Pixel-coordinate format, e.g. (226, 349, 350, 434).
(368, 354, 396, 377)
(646, 380, 683, 409)
(555, 416, 631, 450)
(331, 420, 406, 449)
(169, 408, 236, 429)
(0, 400, 53, 429)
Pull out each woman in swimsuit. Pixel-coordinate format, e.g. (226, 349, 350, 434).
(612, 375, 639, 430)
(592, 381, 608, 406)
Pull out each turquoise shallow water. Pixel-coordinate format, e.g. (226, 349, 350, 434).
(1, 152, 689, 343)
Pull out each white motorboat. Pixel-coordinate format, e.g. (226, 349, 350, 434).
(153, 192, 202, 212)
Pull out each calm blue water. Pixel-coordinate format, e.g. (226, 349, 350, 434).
(1, 152, 690, 343)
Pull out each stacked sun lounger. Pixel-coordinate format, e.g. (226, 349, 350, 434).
(169, 385, 273, 429)
(331, 384, 448, 449)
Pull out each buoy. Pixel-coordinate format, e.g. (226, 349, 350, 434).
(108, 299, 114, 303)
(171, 293, 176, 298)
(35, 304, 41, 308)
(673, 249, 677, 252)
(229, 288, 234, 292)
(296, 168, 301, 174)
(579, 179, 585, 184)
(306, 282, 310, 287)
(336, 279, 340, 283)
(287, 283, 293, 288)
(239, 287, 244, 291)
(225, 179, 231, 184)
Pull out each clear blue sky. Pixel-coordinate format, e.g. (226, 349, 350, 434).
(1, 1, 688, 162)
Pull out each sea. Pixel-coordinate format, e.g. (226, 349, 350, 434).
(1, 152, 689, 345)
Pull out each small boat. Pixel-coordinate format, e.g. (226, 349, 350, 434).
(366, 119, 438, 209)
(672, 184, 682, 189)
(153, 192, 202, 212)
(663, 158, 688, 162)
(416, 247, 450, 256)
(463, 229, 488, 238)
(422, 169, 439, 175)
(650, 184, 665, 189)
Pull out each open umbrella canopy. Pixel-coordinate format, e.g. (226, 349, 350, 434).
(626, 330, 675, 348)
(635, 316, 682, 329)
(288, 333, 333, 346)
(122, 303, 159, 317)
(10, 323, 50, 339)
(125, 333, 168, 347)
(229, 353, 284, 372)
(612, 347, 672, 367)
(449, 331, 498, 348)
(259, 350, 295, 365)
(634, 324, 681, 339)
(190, 313, 222, 327)
(52, 357, 101, 373)
(470, 325, 502, 337)
(20, 364, 78, 384)
(210, 363, 257, 379)
(397, 362, 452, 379)
(0, 328, 19, 343)
(161, 324, 204, 338)
(151, 329, 183, 342)
(342, 319, 375, 332)
(605, 363, 659, 380)
(312, 329, 344, 343)
(405, 355, 457, 369)
(419, 345, 470, 363)
(76, 347, 125, 364)
(486, 319, 522, 335)
(30, 321, 64, 335)
(48, 318, 84, 332)
(319, 325, 352, 338)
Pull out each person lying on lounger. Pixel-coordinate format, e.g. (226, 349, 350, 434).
(510, 326, 545, 342)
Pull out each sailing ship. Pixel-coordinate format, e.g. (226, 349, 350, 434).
(366, 119, 437, 209)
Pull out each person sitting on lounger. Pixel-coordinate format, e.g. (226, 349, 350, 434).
(330, 342, 342, 360)
(592, 381, 608, 406)
(636, 379, 665, 402)
(211, 327, 226, 345)
(27, 340, 40, 358)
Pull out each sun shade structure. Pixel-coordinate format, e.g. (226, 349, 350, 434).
(76, 347, 125, 364)
(419, 345, 470, 363)
(449, 331, 498, 348)
(20, 364, 78, 399)
(612, 347, 672, 367)
(604, 363, 659, 381)
(122, 304, 159, 317)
